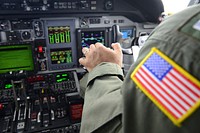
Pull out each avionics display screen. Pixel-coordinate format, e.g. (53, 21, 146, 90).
(50, 48, 73, 64)
(48, 26, 71, 44)
(0, 45, 34, 74)
(120, 29, 134, 39)
(81, 31, 105, 47)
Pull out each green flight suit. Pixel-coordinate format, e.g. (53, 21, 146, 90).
(80, 5, 200, 133)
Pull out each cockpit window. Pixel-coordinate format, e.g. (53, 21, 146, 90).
(162, 0, 191, 13)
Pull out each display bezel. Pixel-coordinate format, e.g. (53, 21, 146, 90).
(50, 48, 73, 65)
(0, 44, 36, 75)
(120, 26, 136, 39)
(80, 30, 106, 47)
(44, 18, 77, 70)
(77, 28, 111, 63)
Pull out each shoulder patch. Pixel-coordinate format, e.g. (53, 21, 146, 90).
(131, 47, 200, 126)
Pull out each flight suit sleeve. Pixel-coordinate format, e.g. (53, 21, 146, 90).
(79, 73, 88, 98)
(80, 62, 124, 133)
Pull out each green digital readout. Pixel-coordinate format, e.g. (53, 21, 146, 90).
(56, 73, 69, 83)
(48, 26, 71, 44)
(5, 84, 12, 89)
(50, 48, 73, 64)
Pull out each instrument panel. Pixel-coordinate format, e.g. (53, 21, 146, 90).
(0, 15, 156, 133)
(0, 0, 113, 12)
(1, 15, 148, 73)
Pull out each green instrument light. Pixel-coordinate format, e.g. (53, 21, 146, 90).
(56, 75, 61, 78)
(5, 84, 12, 89)
(48, 26, 71, 44)
(65, 31, 71, 43)
(62, 74, 68, 77)
(62, 78, 67, 81)
(57, 79, 62, 83)
(49, 34, 55, 44)
(60, 32, 65, 43)
(54, 33, 60, 43)
(56, 78, 67, 83)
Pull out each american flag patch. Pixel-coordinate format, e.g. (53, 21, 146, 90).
(131, 47, 200, 126)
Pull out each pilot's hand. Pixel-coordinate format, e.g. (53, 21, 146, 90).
(79, 43, 123, 72)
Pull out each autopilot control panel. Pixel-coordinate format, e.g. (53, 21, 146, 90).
(0, 0, 161, 132)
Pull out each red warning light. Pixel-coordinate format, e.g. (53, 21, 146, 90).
(38, 46, 43, 53)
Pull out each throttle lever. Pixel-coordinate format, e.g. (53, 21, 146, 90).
(112, 25, 133, 55)
(112, 24, 123, 43)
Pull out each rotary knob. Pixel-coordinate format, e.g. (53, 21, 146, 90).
(0, 20, 10, 30)
(25, 6, 31, 11)
(21, 31, 31, 40)
(104, 0, 113, 10)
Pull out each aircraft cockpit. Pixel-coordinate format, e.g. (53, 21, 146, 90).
(0, 0, 197, 132)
